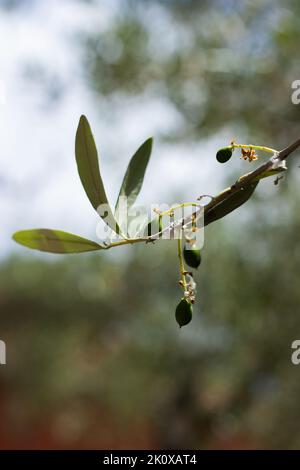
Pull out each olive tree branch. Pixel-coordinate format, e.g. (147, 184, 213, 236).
(104, 137, 300, 249)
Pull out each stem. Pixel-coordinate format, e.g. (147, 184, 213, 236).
(277, 137, 300, 161)
(232, 143, 277, 154)
(177, 235, 187, 291)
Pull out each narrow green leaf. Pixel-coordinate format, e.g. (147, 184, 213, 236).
(205, 182, 259, 226)
(13, 229, 104, 254)
(115, 138, 153, 231)
(75, 115, 121, 234)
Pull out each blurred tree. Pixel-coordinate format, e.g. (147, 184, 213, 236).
(83, 0, 300, 146)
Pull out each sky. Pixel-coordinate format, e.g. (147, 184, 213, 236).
(0, 0, 236, 258)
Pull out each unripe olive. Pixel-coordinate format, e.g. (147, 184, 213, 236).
(183, 244, 201, 269)
(175, 298, 193, 327)
(216, 146, 233, 163)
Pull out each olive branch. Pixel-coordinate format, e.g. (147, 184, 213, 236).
(12, 115, 300, 327)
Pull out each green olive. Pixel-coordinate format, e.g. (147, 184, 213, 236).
(175, 298, 193, 327)
(183, 244, 201, 269)
(216, 146, 233, 163)
(204, 181, 259, 226)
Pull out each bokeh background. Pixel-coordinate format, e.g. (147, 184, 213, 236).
(1, 0, 300, 449)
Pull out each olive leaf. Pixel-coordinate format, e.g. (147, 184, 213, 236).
(75, 115, 121, 234)
(13, 229, 104, 254)
(205, 181, 259, 226)
(115, 138, 152, 233)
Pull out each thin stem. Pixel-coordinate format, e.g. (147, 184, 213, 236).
(177, 235, 187, 291)
(104, 237, 147, 249)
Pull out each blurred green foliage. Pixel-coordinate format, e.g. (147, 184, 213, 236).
(2, 192, 300, 448)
